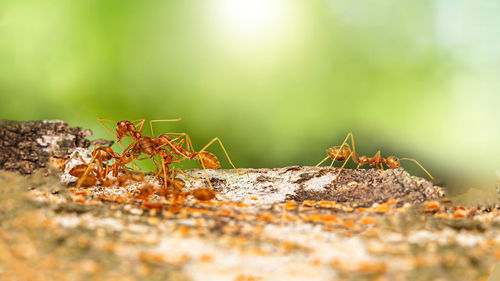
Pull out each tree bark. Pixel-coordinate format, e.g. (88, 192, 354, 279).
(0, 120, 91, 174)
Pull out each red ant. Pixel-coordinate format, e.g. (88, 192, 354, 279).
(98, 118, 182, 173)
(76, 145, 140, 188)
(98, 118, 147, 147)
(60, 147, 113, 187)
(149, 120, 245, 189)
(316, 132, 434, 182)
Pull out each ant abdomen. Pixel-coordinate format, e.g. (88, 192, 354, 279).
(197, 151, 220, 169)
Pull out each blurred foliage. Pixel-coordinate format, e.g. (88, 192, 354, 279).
(0, 0, 499, 198)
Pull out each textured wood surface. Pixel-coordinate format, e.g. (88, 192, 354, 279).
(0, 120, 91, 174)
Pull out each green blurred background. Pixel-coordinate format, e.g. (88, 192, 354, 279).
(1, 0, 499, 202)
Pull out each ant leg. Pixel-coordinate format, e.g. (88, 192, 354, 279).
(155, 135, 192, 159)
(332, 151, 353, 183)
(60, 151, 89, 170)
(132, 119, 146, 135)
(172, 167, 196, 189)
(399, 158, 434, 180)
(183, 134, 196, 154)
(198, 153, 215, 190)
(149, 161, 164, 185)
(149, 118, 182, 137)
(76, 149, 100, 189)
(315, 155, 331, 167)
(83, 145, 111, 179)
(160, 157, 170, 195)
(147, 156, 163, 184)
(197, 137, 245, 175)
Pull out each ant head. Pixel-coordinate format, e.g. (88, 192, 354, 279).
(117, 120, 134, 130)
(385, 156, 400, 168)
(327, 146, 351, 161)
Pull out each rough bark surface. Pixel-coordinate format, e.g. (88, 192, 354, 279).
(183, 167, 445, 206)
(0, 121, 499, 281)
(0, 120, 91, 174)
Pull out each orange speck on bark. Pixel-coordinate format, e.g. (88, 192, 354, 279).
(179, 225, 190, 235)
(141, 202, 164, 210)
(385, 199, 396, 206)
(306, 214, 322, 222)
(138, 252, 166, 264)
(343, 221, 355, 228)
(74, 190, 89, 196)
(199, 254, 213, 263)
(302, 200, 316, 207)
(453, 210, 467, 218)
(175, 197, 186, 204)
(281, 241, 295, 251)
(218, 209, 232, 216)
(358, 261, 387, 273)
(168, 204, 183, 213)
(321, 214, 338, 223)
(454, 205, 468, 211)
(361, 216, 376, 225)
(318, 201, 335, 208)
(73, 196, 85, 203)
(425, 201, 441, 212)
(257, 214, 273, 222)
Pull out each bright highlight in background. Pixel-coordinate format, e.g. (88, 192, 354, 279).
(213, 0, 286, 40)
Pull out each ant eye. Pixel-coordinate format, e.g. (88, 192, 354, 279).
(126, 154, 131, 157)
(154, 143, 159, 147)
(393, 157, 399, 161)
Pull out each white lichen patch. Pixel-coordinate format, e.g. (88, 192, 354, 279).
(182, 168, 314, 205)
(37, 135, 75, 150)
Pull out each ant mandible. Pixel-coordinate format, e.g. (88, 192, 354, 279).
(316, 132, 434, 182)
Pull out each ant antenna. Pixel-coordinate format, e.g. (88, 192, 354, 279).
(399, 158, 434, 180)
(197, 137, 246, 175)
(98, 118, 121, 147)
(149, 118, 182, 137)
